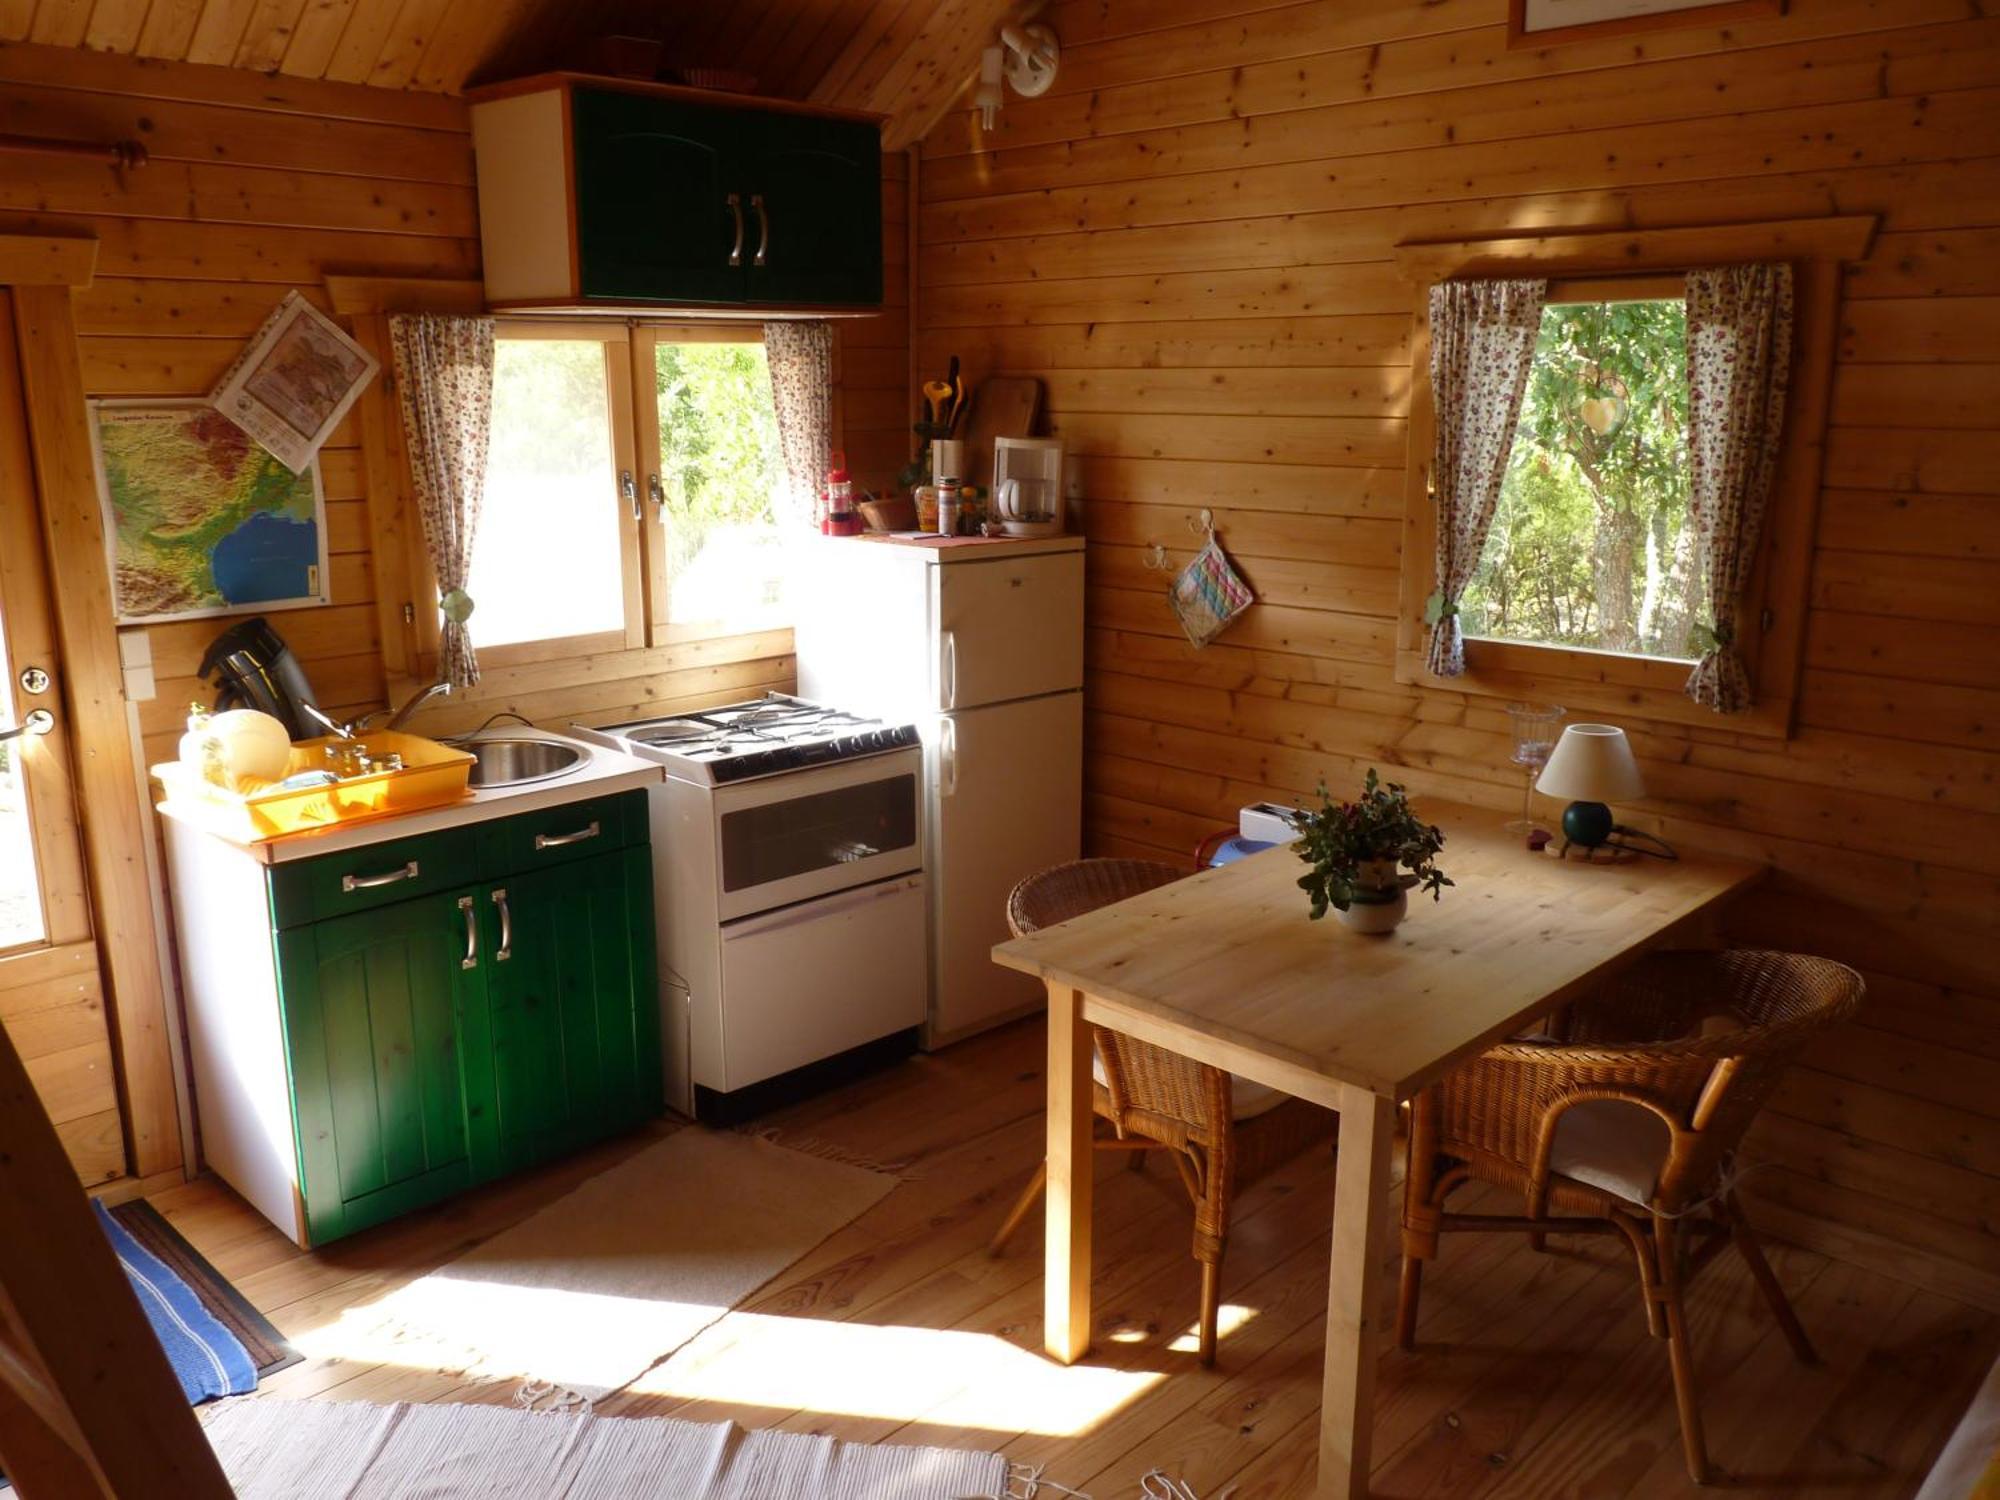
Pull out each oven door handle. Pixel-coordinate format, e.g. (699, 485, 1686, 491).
(722, 875, 919, 939)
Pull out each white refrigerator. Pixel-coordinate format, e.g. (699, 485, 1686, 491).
(795, 535, 1085, 1045)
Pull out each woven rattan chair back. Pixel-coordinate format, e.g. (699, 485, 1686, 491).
(1005, 858, 1228, 1142)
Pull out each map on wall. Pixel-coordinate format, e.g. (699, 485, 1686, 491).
(89, 400, 330, 625)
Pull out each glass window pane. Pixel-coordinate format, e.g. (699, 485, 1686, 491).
(1462, 299, 1701, 661)
(469, 339, 625, 649)
(652, 342, 785, 630)
(0, 600, 46, 950)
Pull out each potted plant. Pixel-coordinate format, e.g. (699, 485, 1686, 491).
(1293, 769, 1452, 934)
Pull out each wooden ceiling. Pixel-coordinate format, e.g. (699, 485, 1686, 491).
(0, 0, 1025, 145)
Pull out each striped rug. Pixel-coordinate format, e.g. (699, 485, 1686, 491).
(203, 1398, 1010, 1499)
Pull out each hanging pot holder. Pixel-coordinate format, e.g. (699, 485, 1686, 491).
(1168, 527, 1255, 647)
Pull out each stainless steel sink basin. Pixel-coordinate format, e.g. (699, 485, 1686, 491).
(459, 736, 585, 789)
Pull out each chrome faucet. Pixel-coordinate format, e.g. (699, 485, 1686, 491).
(356, 679, 453, 733)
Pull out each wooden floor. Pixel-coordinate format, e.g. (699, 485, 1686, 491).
(151, 1018, 1993, 1498)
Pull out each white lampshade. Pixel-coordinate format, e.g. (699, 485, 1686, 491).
(1535, 723, 1645, 803)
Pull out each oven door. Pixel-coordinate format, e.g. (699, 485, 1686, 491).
(710, 749, 922, 922)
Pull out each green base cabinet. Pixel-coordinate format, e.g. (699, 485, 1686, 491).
(167, 786, 661, 1249)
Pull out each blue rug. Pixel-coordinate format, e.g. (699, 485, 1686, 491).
(93, 1200, 258, 1404)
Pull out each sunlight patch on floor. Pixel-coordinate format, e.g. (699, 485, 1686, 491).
(627, 1311, 1167, 1436)
(1167, 1303, 1256, 1354)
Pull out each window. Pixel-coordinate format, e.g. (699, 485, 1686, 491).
(1391, 217, 1874, 740)
(645, 336, 785, 632)
(457, 323, 787, 666)
(1461, 296, 1701, 661)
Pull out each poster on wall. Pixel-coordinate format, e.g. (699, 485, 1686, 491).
(1510, 0, 1783, 46)
(208, 289, 378, 474)
(89, 399, 330, 626)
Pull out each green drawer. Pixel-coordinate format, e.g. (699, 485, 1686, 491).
(268, 824, 480, 929)
(477, 789, 644, 877)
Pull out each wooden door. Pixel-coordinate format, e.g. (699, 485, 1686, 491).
(276, 891, 475, 1245)
(475, 849, 658, 1174)
(0, 288, 125, 1187)
(743, 113, 883, 307)
(572, 87, 746, 305)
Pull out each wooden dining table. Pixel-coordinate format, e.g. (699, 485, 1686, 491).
(991, 800, 1763, 1498)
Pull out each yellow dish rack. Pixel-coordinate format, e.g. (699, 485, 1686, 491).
(152, 731, 476, 844)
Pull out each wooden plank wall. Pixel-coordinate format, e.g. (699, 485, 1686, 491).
(914, 0, 2000, 1304)
(0, 40, 908, 762)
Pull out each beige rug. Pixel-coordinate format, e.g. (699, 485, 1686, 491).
(205, 1398, 1010, 1499)
(319, 1129, 898, 1404)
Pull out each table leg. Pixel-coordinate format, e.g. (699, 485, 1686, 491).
(1318, 1088, 1397, 1498)
(1044, 981, 1094, 1364)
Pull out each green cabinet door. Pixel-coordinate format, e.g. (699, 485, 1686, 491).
(474, 847, 660, 1175)
(743, 112, 882, 307)
(276, 889, 480, 1244)
(572, 86, 746, 304)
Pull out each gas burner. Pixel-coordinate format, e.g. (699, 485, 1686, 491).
(579, 693, 922, 784)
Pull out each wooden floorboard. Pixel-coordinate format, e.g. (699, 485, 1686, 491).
(155, 1016, 1993, 1498)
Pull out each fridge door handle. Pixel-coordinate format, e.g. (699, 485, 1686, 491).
(939, 716, 958, 798)
(940, 629, 957, 711)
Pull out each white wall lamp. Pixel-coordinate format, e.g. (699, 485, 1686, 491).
(975, 23, 1059, 131)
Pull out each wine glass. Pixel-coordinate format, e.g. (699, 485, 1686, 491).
(1505, 702, 1564, 836)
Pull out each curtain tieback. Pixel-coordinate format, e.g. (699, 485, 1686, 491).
(1422, 591, 1459, 626)
(1688, 619, 1733, 654)
(440, 588, 476, 625)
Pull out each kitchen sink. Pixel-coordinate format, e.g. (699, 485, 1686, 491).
(459, 736, 586, 789)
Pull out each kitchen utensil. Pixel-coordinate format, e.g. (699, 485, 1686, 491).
(152, 730, 475, 843)
(961, 377, 1042, 498)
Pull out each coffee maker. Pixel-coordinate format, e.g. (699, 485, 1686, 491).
(991, 436, 1066, 538)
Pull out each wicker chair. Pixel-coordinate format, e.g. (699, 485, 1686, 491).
(1397, 949, 1864, 1483)
(988, 858, 1337, 1364)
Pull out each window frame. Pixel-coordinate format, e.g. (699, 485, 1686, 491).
(1391, 217, 1875, 741)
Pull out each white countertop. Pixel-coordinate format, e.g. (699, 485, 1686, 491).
(156, 727, 665, 866)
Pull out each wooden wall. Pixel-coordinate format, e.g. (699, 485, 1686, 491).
(914, 0, 2000, 1303)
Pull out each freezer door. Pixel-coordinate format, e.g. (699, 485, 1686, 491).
(935, 551, 1084, 711)
(717, 874, 927, 1092)
(929, 690, 1083, 1043)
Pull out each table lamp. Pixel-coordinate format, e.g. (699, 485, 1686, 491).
(1534, 723, 1645, 853)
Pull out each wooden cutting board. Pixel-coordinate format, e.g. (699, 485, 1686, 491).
(959, 376, 1042, 489)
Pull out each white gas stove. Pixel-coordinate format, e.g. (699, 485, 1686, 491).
(572, 695, 927, 1120)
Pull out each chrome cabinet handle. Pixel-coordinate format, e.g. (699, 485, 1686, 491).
(726, 192, 744, 267)
(533, 820, 600, 851)
(492, 887, 512, 962)
(342, 860, 418, 893)
(0, 708, 53, 743)
(458, 895, 477, 970)
(750, 193, 769, 267)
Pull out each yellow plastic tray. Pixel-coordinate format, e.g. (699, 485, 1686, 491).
(153, 730, 475, 844)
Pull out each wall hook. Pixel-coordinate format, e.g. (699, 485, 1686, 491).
(1143, 542, 1172, 572)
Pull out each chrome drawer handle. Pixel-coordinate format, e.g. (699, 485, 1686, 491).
(492, 887, 512, 962)
(459, 895, 477, 970)
(533, 820, 600, 851)
(342, 860, 418, 892)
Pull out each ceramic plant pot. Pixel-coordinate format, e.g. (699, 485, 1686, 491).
(1337, 884, 1408, 935)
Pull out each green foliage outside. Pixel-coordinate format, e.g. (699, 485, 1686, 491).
(1461, 300, 1703, 660)
(653, 343, 783, 620)
(489, 339, 612, 478)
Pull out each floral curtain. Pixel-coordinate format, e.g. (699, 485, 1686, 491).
(1424, 278, 1548, 676)
(388, 314, 494, 689)
(763, 320, 834, 530)
(1683, 262, 1794, 712)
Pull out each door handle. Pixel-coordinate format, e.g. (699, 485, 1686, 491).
(939, 718, 958, 798)
(533, 820, 600, 851)
(0, 708, 53, 743)
(750, 193, 769, 267)
(939, 630, 957, 711)
(341, 859, 418, 893)
(458, 895, 477, 970)
(726, 192, 745, 267)
(492, 887, 512, 962)
(620, 469, 638, 521)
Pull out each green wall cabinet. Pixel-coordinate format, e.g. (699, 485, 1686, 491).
(164, 786, 661, 1249)
(471, 75, 884, 312)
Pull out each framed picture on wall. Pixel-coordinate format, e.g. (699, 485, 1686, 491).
(88, 399, 331, 625)
(1508, 0, 1785, 47)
